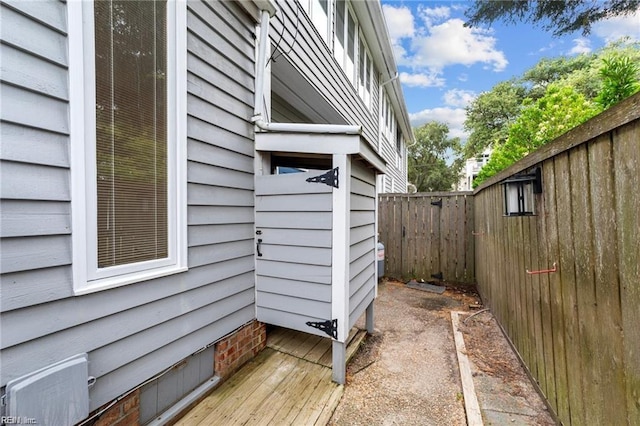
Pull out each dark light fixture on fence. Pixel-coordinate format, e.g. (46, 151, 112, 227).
(502, 167, 542, 216)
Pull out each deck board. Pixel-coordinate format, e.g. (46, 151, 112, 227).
(177, 327, 365, 425)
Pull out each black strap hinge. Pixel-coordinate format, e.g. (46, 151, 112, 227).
(306, 319, 338, 339)
(306, 167, 339, 189)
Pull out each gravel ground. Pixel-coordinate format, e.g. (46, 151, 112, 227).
(329, 279, 470, 426)
(329, 279, 556, 426)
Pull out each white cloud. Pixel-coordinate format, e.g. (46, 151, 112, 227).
(382, 5, 415, 43)
(399, 71, 445, 88)
(443, 89, 476, 108)
(409, 107, 468, 140)
(592, 11, 640, 42)
(409, 19, 508, 72)
(419, 5, 450, 28)
(569, 38, 592, 55)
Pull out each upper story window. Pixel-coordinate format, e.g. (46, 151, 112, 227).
(69, 0, 187, 294)
(301, 0, 330, 43)
(334, 0, 357, 84)
(358, 34, 373, 109)
(381, 90, 399, 147)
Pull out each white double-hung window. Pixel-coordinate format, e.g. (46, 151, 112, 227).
(334, 0, 357, 83)
(69, 0, 187, 295)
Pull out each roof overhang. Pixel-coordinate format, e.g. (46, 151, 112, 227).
(256, 132, 387, 173)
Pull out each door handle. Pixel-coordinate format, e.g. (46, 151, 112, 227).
(256, 239, 263, 257)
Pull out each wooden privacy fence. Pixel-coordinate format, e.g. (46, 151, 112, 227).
(473, 93, 639, 426)
(378, 192, 474, 283)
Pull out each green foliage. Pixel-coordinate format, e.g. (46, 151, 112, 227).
(596, 55, 640, 109)
(522, 54, 597, 99)
(464, 0, 640, 36)
(408, 122, 463, 192)
(463, 80, 527, 159)
(474, 84, 601, 186)
(463, 39, 640, 180)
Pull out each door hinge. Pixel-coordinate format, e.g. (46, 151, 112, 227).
(306, 319, 338, 339)
(306, 167, 339, 189)
(431, 199, 442, 207)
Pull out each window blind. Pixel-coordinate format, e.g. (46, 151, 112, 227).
(94, 0, 168, 268)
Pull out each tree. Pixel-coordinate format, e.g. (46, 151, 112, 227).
(522, 54, 597, 99)
(463, 80, 526, 159)
(474, 84, 601, 186)
(462, 42, 640, 162)
(408, 122, 462, 192)
(464, 0, 640, 36)
(596, 55, 640, 109)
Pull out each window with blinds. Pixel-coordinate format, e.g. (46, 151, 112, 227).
(94, 1, 168, 267)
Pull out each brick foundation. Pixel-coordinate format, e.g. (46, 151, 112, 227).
(93, 389, 139, 426)
(85, 320, 266, 425)
(214, 321, 267, 380)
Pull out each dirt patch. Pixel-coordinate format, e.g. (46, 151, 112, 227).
(459, 313, 523, 381)
(345, 332, 383, 381)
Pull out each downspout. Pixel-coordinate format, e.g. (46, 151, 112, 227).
(251, 9, 361, 135)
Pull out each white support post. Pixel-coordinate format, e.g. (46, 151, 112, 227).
(331, 153, 351, 385)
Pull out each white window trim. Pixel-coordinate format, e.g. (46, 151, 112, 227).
(69, 0, 187, 295)
(310, 0, 330, 44)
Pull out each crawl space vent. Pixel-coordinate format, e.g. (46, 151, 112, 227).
(5, 353, 90, 425)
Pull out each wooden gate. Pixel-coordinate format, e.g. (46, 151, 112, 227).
(378, 192, 475, 283)
(255, 170, 334, 337)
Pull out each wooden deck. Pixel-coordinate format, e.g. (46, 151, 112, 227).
(175, 327, 366, 426)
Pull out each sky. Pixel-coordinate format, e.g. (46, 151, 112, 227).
(380, 1, 640, 142)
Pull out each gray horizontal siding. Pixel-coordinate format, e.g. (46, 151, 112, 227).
(256, 211, 332, 229)
(0, 200, 70, 238)
(0, 161, 69, 201)
(0, 4, 67, 66)
(0, 266, 73, 311)
(1, 272, 254, 359)
(271, 0, 378, 146)
(0, 122, 69, 167)
(258, 228, 332, 248)
(349, 287, 375, 327)
(1, 0, 259, 414)
(0, 235, 70, 274)
(257, 276, 331, 303)
(2, 0, 67, 33)
(257, 260, 332, 285)
(1, 83, 68, 133)
(348, 164, 377, 327)
(2, 257, 254, 339)
(1, 43, 68, 100)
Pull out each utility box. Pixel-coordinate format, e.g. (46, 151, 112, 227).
(5, 354, 90, 425)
